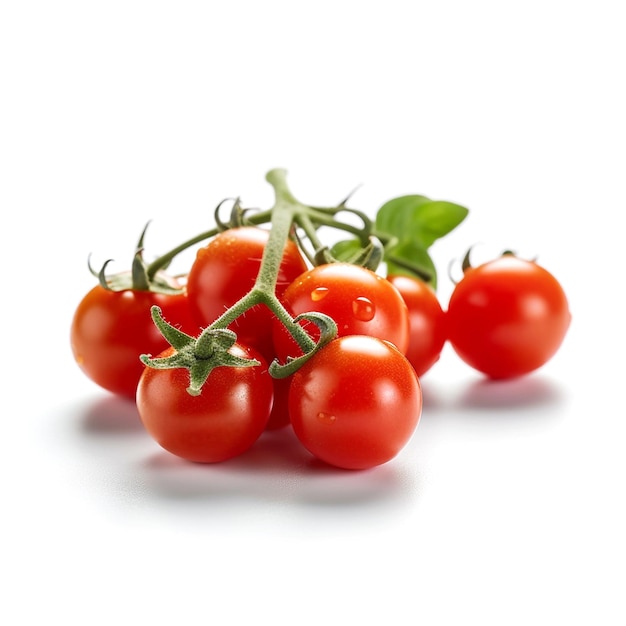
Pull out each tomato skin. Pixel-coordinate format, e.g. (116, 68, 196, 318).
(288, 335, 422, 470)
(136, 345, 273, 463)
(446, 255, 571, 379)
(186, 227, 308, 359)
(70, 285, 196, 399)
(386, 275, 447, 377)
(273, 263, 410, 361)
(265, 375, 293, 430)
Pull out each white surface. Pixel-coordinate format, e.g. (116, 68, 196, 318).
(2, 2, 624, 624)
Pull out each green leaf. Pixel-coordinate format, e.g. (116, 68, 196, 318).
(376, 195, 431, 240)
(385, 240, 438, 289)
(376, 196, 469, 248)
(409, 200, 469, 248)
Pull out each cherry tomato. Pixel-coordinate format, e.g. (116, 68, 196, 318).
(272, 263, 410, 362)
(446, 254, 571, 379)
(71, 285, 196, 399)
(386, 275, 447, 377)
(136, 344, 274, 463)
(288, 335, 422, 470)
(186, 227, 308, 360)
(265, 375, 293, 430)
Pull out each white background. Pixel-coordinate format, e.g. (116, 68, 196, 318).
(2, 1, 624, 624)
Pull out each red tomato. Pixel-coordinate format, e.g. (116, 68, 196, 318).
(186, 227, 308, 359)
(272, 263, 410, 362)
(136, 344, 273, 463)
(288, 335, 422, 470)
(71, 285, 196, 399)
(265, 375, 293, 430)
(446, 254, 571, 379)
(386, 275, 447, 377)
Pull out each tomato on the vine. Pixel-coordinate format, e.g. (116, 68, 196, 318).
(265, 375, 292, 430)
(186, 226, 308, 360)
(288, 335, 422, 470)
(136, 344, 273, 463)
(272, 262, 410, 362)
(71, 283, 196, 399)
(446, 253, 571, 379)
(387, 274, 447, 377)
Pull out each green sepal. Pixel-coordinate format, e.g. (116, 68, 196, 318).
(313, 246, 336, 266)
(140, 306, 261, 396)
(330, 238, 362, 262)
(268, 312, 337, 379)
(87, 222, 185, 295)
(347, 236, 384, 271)
(150, 304, 195, 350)
(214, 197, 254, 231)
(329, 236, 383, 271)
(331, 236, 385, 272)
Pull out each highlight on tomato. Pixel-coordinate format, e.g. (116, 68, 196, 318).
(272, 262, 410, 363)
(288, 335, 422, 470)
(446, 251, 571, 379)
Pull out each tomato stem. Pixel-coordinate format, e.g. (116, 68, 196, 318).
(204, 169, 336, 357)
(145, 210, 274, 281)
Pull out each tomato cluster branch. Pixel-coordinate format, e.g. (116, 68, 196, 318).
(141, 168, 347, 389)
(202, 169, 335, 357)
(140, 168, 467, 393)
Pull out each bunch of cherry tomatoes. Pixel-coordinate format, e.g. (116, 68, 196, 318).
(70, 174, 571, 471)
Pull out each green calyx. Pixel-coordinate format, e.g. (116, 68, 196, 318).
(140, 306, 261, 396)
(89, 221, 185, 295)
(459, 247, 521, 274)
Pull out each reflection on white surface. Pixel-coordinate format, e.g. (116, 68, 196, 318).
(50, 371, 569, 525)
(69, 393, 420, 516)
(453, 375, 565, 411)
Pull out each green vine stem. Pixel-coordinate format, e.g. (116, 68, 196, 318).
(141, 168, 447, 393)
(141, 168, 341, 389)
(145, 207, 273, 282)
(203, 169, 330, 354)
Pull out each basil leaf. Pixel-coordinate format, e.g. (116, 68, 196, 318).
(385, 240, 438, 288)
(377, 195, 468, 248)
(407, 200, 469, 248)
(376, 195, 432, 239)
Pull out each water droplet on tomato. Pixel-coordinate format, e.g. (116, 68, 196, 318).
(317, 411, 336, 424)
(311, 287, 329, 302)
(352, 296, 375, 321)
